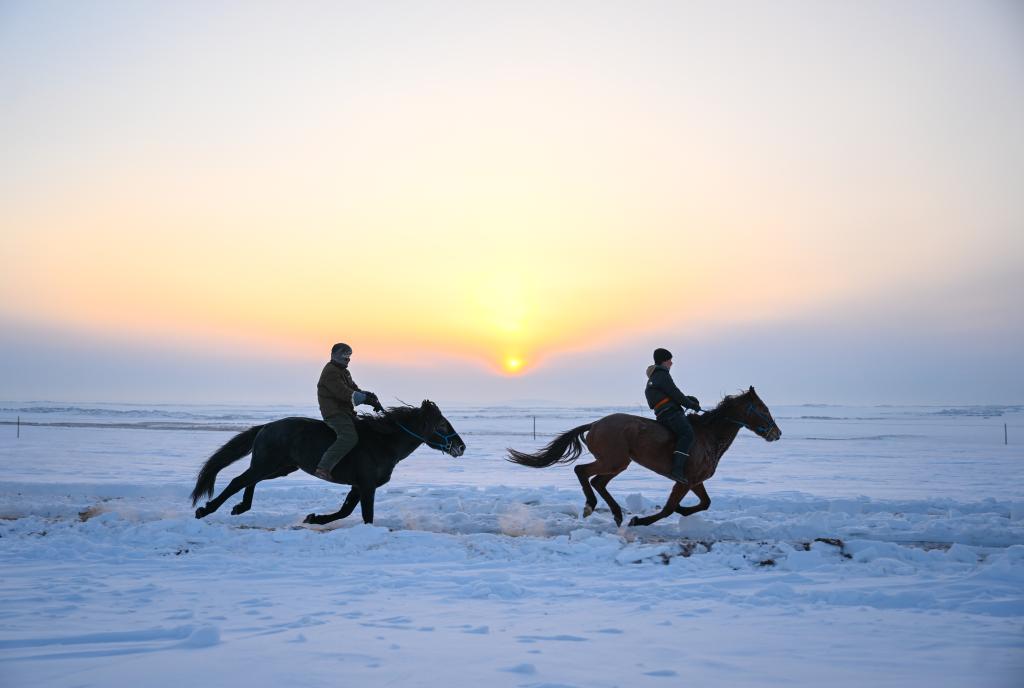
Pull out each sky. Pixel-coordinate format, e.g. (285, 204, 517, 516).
(1, 1, 1022, 407)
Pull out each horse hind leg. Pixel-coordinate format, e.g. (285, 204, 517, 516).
(196, 460, 291, 518)
(591, 470, 626, 526)
(231, 485, 255, 515)
(196, 466, 264, 518)
(229, 454, 262, 515)
(577, 451, 629, 518)
(574, 462, 602, 517)
(231, 465, 297, 516)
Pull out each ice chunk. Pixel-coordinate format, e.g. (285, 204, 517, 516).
(177, 625, 220, 649)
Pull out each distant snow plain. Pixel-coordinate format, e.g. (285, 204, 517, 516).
(1, 402, 1022, 687)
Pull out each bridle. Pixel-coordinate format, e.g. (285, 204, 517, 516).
(707, 402, 777, 437)
(395, 421, 460, 453)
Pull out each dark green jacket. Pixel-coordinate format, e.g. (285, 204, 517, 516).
(317, 361, 362, 419)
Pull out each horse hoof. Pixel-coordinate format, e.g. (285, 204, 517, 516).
(230, 505, 247, 516)
(303, 513, 319, 525)
(195, 506, 208, 519)
(582, 504, 594, 518)
(627, 516, 639, 527)
(614, 516, 623, 527)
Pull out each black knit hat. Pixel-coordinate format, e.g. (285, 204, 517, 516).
(653, 348, 672, 364)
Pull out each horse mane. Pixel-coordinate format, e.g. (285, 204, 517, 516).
(689, 390, 749, 426)
(354, 400, 441, 436)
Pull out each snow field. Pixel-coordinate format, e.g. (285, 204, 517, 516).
(1, 404, 1022, 686)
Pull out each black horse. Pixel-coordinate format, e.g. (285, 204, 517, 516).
(190, 400, 466, 525)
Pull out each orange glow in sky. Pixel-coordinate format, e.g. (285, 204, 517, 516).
(2, 3, 1021, 383)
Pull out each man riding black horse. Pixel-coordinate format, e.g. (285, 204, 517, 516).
(645, 347, 701, 485)
(315, 342, 384, 481)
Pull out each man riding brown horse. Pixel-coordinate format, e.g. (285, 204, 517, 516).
(645, 347, 701, 485)
(507, 386, 781, 527)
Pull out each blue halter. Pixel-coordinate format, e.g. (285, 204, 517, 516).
(726, 402, 774, 435)
(395, 422, 458, 453)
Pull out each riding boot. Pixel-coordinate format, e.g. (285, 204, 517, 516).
(657, 408, 694, 485)
(670, 451, 689, 485)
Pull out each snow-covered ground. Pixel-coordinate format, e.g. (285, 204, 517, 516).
(1, 402, 1022, 687)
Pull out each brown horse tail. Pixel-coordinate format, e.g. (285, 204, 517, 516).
(190, 425, 265, 506)
(506, 423, 592, 468)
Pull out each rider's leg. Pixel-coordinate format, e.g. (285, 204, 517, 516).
(657, 410, 694, 484)
(316, 414, 358, 479)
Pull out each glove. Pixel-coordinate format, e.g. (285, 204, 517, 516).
(685, 396, 701, 411)
(364, 392, 384, 413)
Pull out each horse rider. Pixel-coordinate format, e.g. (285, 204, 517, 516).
(315, 343, 384, 480)
(645, 348, 701, 485)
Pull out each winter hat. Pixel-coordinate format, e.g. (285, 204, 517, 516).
(331, 342, 353, 365)
(653, 348, 672, 365)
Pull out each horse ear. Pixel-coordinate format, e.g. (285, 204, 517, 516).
(420, 399, 440, 420)
(749, 385, 755, 393)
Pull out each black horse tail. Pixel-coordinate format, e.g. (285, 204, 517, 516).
(190, 425, 265, 506)
(507, 423, 592, 468)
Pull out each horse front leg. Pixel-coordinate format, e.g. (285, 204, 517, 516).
(304, 487, 360, 525)
(675, 482, 711, 517)
(358, 483, 376, 524)
(628, 482, 689, 527)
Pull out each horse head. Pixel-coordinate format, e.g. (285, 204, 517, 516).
(416, 400, 467, 457)
(727, 386, 782, 441)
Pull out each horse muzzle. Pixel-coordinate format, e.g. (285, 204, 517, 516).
(766, 425, 782, 442)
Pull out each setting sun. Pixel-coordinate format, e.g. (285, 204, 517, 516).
(0, 1, 1018, 408)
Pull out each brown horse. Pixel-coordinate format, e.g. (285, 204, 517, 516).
(507, 387, 781, 527)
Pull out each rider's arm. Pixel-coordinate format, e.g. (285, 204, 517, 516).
(339, 370, 371, 408)
(352, 389, 382, 411)
(655, 370, 704, 409)
(653, 369, 691, 407)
